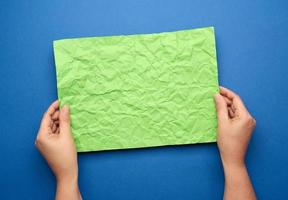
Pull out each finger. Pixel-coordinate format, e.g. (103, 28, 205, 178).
(223, 96, 232, 106)
(231, 103, 236, 112)
(214, 93, 229, 122)
(228, 107, 235, 118)
(40, 100, 59, 130)
(52, 110, 60, 120)
(55, 125, 59, 134)
(220, 86, 248, 116)
(219, 86, 238, 100)
(37, 118, 52, 140)
(52, 122, 57, 133)
(46, 100, 59, 116)
(59, 105, 72, 136)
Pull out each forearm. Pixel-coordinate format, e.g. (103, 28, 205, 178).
(222, 161, 256, 200)
(56, 176, 82, 200)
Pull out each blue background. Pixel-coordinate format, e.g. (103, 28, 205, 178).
(0, 0, 287, 199)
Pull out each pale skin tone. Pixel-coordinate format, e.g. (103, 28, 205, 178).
(35, 102, 81, 200)
(214, 87, 257, 200)
(36, 86, 256, 200)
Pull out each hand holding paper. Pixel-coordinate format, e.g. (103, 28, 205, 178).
(35, 101, 81, 200)
(35, 86, 256, 199)
(214, 87, 256, 200)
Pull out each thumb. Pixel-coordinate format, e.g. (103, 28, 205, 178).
(214, 93, 229, 122)
(59, 105, 71, 135)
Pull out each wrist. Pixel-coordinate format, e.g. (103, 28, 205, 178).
(222, 160, 246, 173)
(220, 155, 246, 170)
(56, 171, 78, 185)
(56, 175, 79, 192)
(56, 173, 81, 200)
(221, 158, 248, 184)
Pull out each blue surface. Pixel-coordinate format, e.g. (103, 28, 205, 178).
(0, 0, 288, 199)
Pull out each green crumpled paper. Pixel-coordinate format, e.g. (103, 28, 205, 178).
(53, 26, 219, 152)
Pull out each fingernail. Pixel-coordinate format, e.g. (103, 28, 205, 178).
(214, 93, 220, 100)
(62, 105, 69, 113)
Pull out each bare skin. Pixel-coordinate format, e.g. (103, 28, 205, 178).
(36, 86, 256, 200)
(214, 86, 257, 200)
(35, 101, 81, 200)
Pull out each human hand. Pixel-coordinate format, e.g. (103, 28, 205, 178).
(36, 101, 81, 199)
(35, 100, 78, 183)
(214, 86, 256, 168)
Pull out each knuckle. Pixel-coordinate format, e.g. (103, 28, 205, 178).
(252, 118, 256, 126)
(35, 139, 39, 148)
(245, 115, 256, 128)
(234, 94, 240, 100)
(34, 140, 39, 148)
(35, 136, 43, 146)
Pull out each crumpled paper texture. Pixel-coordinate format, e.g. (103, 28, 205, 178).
(53, 27, 219, 152)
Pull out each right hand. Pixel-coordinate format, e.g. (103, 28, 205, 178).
(214, 86, 256, 167)
(35, 101, 81, 200)
(35, 101, 78, 183)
